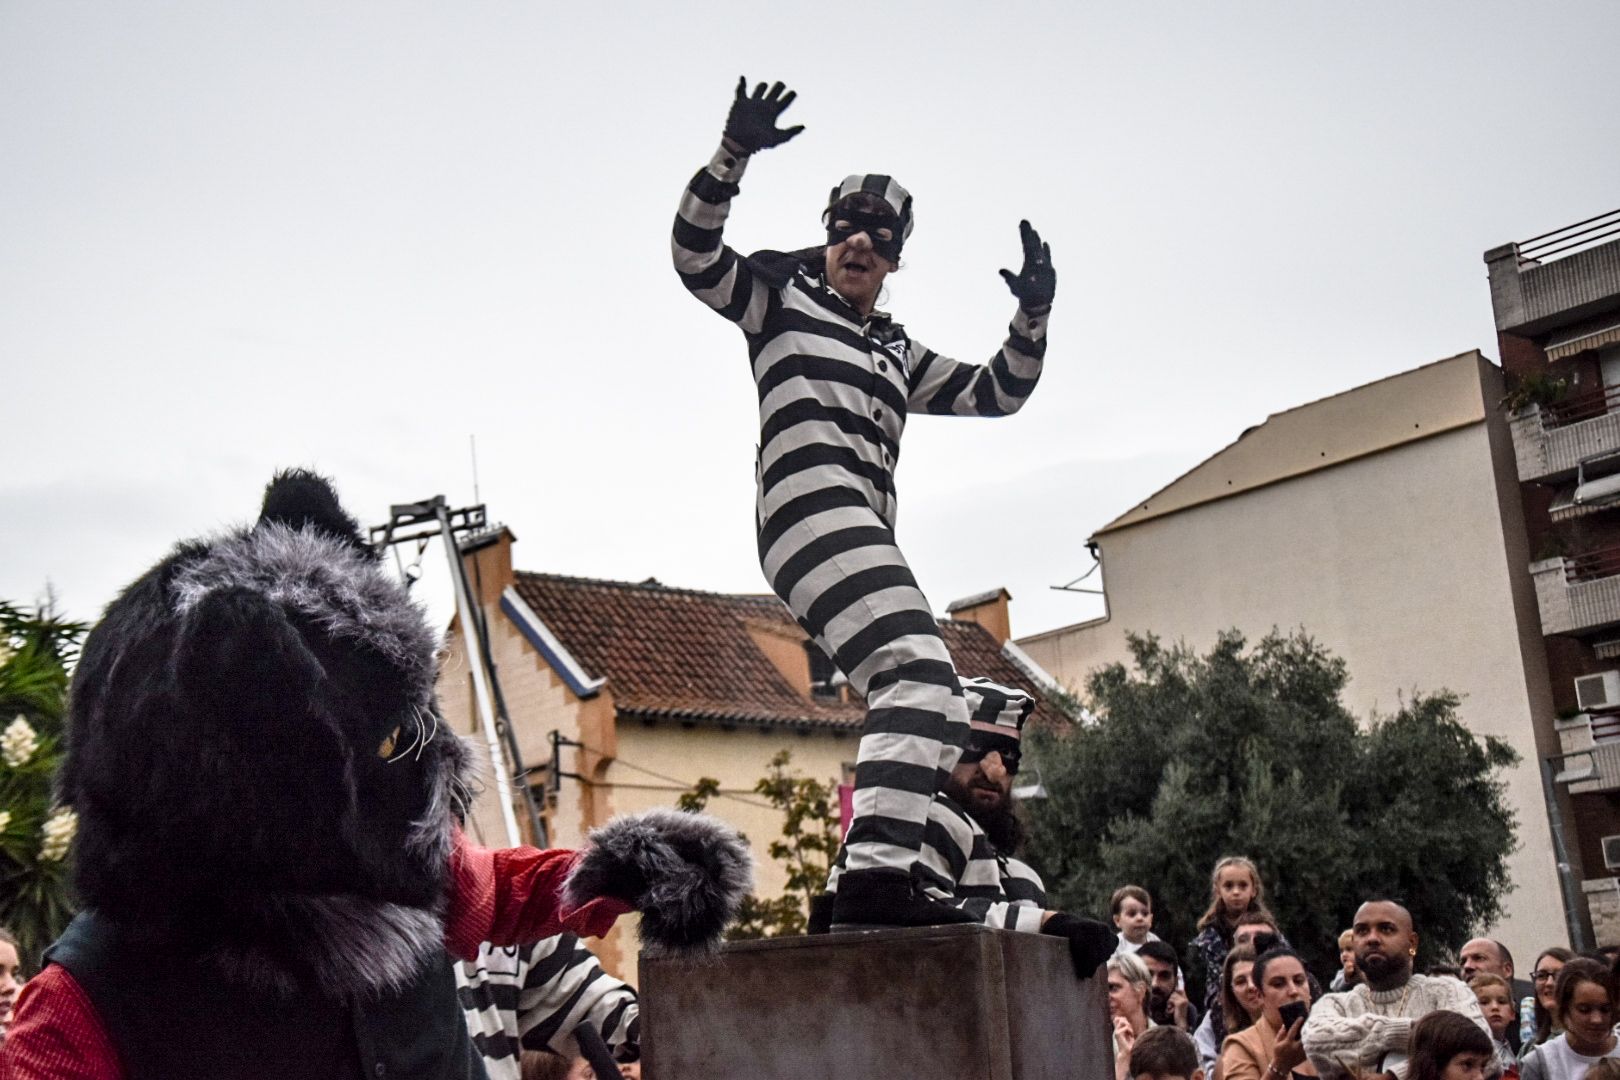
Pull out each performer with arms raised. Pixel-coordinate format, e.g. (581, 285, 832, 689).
(673, 77, 1058, 928)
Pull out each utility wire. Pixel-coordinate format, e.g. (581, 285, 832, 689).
(563, 734, 783, 812)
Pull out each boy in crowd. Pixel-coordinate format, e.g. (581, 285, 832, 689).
(1129, 1026, 1205, 1080)
(1113, 886, 1163, 956)
(1469, 973, 1520, 1077)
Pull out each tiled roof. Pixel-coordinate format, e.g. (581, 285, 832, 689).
(509, 573, 1068, 731)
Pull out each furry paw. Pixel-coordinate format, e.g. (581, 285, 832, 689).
(562, 809, 753, 955)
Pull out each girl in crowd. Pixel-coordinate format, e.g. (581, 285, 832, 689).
(0, 927, 21, 1045)
(1112, 952, 1158, 1080)
(1521, 947, 1576, 1060)
(1218, 943, 1318, 1080)
(1406, 1009, 1497, 1080)
(1193, 858, 1272, 1030)
(1518, 958, 1619, 1080)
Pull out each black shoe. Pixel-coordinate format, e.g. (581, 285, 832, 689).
(827, 869, 980, 930)
(807, 892, 835, 935)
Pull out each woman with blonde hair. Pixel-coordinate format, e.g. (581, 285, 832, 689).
(1111, 952, 1157, 1080)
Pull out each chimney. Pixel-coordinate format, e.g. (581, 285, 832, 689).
(459, 525, 518, 609)
(946, 588, 1012, 644)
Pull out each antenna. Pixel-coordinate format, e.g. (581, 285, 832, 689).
(469, 434, 481, 505)
(368, 496, 544, 848)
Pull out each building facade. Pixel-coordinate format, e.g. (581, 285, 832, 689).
(1487, 210, 1620, 945)
(1017, 351, 1566, 963)
(437, 528, 1064, 978)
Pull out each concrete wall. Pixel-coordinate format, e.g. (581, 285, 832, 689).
(1020, 408, 1565, 964)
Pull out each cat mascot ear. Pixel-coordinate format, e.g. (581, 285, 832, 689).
(257, 468, 373, 554)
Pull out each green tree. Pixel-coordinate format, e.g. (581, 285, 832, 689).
(679, 749, 843, 939)
(1024, 629, 1517, 991)
(0, 598, 87, 964)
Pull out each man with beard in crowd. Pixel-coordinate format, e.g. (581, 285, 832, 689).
(1140, 940, 1199, 1032)
(1303, 900, 1495, 1080)
(815, 677, 1115, 980)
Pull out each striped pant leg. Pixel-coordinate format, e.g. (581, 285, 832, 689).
(758, 485, 969, 875)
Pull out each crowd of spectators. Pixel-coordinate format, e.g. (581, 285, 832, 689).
(1112, 861, 1620, 1080)
(4, 720, 1617, 1080)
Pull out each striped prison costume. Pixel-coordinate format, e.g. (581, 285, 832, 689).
(456, 935, 639, 1080)
(915, 791, 1048, 930)
(826, 675, 1046, 925)
(674, 142, 1049, 875)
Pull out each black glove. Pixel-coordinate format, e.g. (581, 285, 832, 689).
(999, 219, 1056, 309)
(1041, 912, 1116, 979)
(723, 77, 804, 154)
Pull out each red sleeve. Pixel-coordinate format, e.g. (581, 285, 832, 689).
(442, 828, 632, 961)
(0, 965, 122, 1080)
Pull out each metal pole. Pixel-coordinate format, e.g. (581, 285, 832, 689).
(467, 551, 548, 848)
(439, 500, 522, 847)
(1541, 755, 1592, 952)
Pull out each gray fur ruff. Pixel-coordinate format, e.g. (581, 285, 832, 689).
(213, 899, 445, 1001)
(563, 809, 753, 956)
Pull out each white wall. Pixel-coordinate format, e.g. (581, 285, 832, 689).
(1021, 420, 1565, 965)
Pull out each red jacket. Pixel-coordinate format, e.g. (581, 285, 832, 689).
(0, 832, 628, 1079)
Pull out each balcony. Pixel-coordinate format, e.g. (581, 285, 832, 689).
(1487, 210, 1620, 336)
(1532, 545, 1620, 637)
(1510, 390, 1620, 482)
(1552, 715, 1620, 795)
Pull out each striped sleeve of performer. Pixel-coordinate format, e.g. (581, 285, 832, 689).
(905, 303, 1048, 417)
(915, 798, 1046, 933)
(1001, 855, 1050, 911)
(514, 935, 640, 1060)
(672, 143, 772, 335)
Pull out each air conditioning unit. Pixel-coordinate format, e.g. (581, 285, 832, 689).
(1604, 834, 1620, 871)
(1576, 671, 1620, 712)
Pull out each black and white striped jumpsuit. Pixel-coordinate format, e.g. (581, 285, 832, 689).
(673, 143, 1049, 876)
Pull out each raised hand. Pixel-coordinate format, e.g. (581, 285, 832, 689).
(723, 78, 804, 154)
(1273, 1016, 1308, 1075)
(999, 219, 1056, 309)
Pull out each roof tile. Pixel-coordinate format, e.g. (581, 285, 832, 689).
(510, 573, 1068, 731)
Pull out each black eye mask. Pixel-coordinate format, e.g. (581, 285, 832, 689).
(826, 207, 904, 262)
(959, 733, 1022, 774)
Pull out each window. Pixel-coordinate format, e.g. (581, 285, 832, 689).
(806, 642, 843, 701)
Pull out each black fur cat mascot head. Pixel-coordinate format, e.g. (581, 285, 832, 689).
(11, 470, 750, 1078)
(60, 467, 488, 997)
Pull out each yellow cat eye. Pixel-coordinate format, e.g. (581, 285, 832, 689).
(379, 726, 400, 759)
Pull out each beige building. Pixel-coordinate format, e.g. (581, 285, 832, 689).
(438, 529, 1064, 978)
(1018, 351, 1567, 964)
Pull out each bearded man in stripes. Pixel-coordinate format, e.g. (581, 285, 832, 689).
(673, 78, 1057, 929)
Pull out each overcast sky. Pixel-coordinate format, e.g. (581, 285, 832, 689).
(4, 1, 1618, 643)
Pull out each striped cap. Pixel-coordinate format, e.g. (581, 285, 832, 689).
(827, 174, 915, 244)
(962, 676, 1035, 742)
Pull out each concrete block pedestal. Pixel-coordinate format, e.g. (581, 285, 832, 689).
(640, 923, 1111, 1079)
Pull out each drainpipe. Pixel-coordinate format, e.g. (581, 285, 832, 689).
(1541, 754, 1593, 952)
